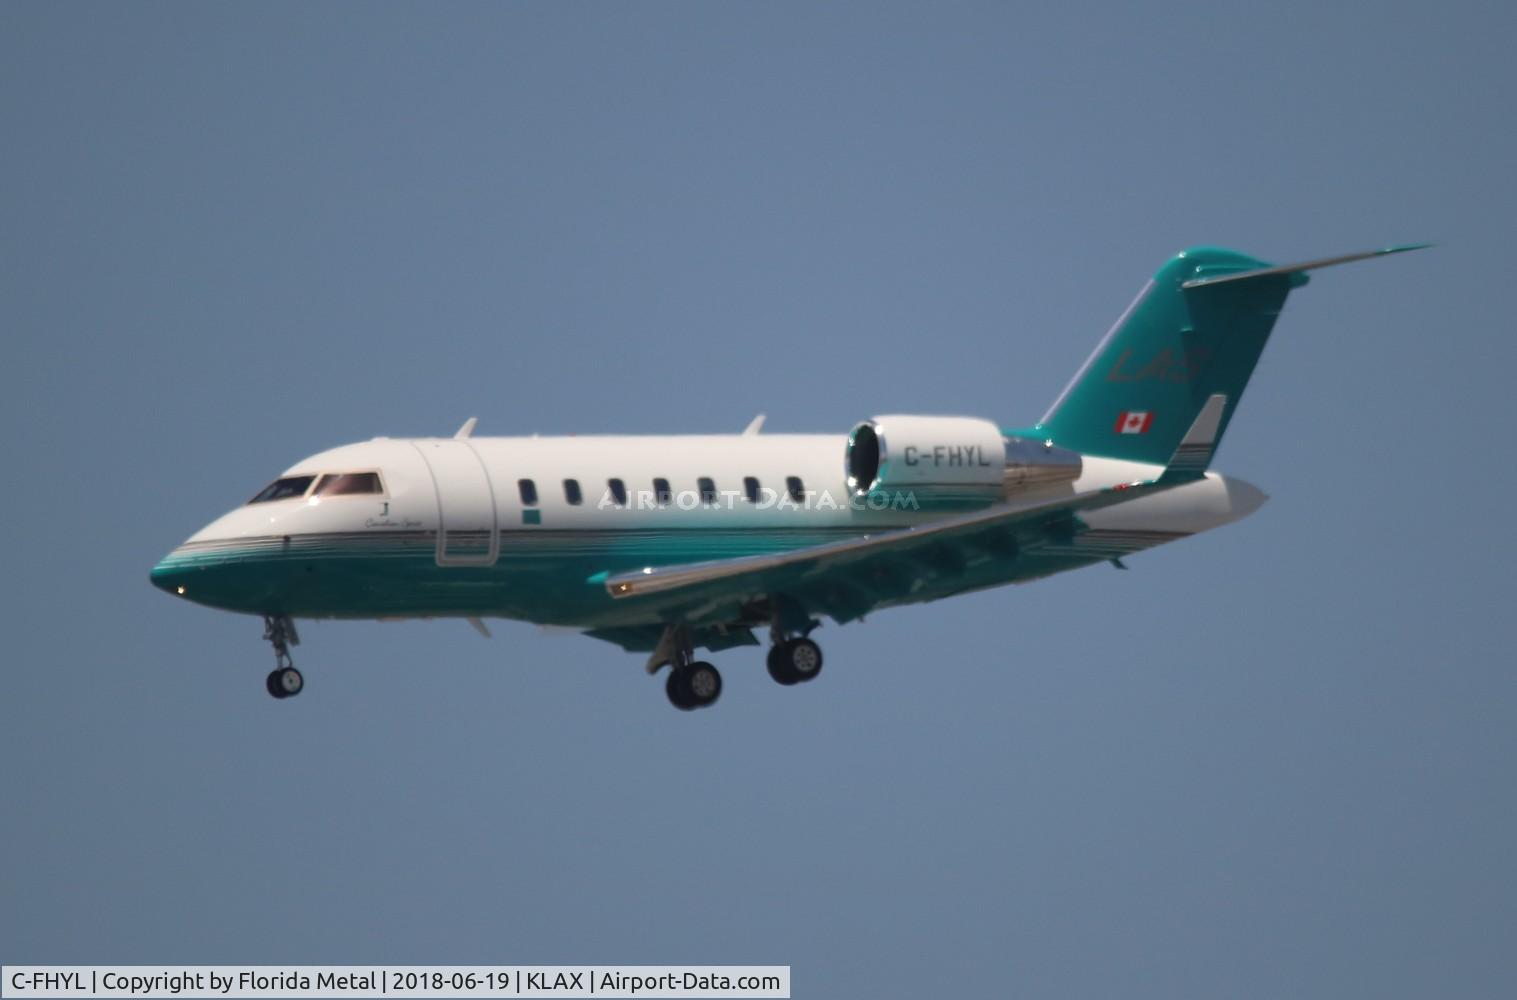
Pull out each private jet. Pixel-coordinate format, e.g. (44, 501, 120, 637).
(151, 244, 1423, 709)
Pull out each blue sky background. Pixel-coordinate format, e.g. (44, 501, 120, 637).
(3, 3, 1514, 996)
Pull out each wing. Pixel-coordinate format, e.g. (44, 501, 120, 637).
(592, 479, 1169, 632)
(590, 402, 1225, 630)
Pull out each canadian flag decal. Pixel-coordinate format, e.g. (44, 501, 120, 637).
(1115, 411, 1153, 434)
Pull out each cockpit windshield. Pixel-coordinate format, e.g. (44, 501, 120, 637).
(247, 470, 384, 505)
(313, 472, 383, 496)
(248, 475, 316, 504)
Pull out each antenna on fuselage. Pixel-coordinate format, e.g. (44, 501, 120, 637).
(454, 416, 478, 440)
(742, 413, 766, 436)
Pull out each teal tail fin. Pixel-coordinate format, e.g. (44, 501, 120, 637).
(1035, 244, 1427, 465)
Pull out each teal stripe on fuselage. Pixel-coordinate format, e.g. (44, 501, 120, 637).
(150, 523, 1193, 626)
(152, 526, 897, 623)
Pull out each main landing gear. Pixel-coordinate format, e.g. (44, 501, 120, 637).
(262, 614, 304, 699)
(767, 636, 824, 686)
(660, 626, 723, 711)
(654, 621, 825, 711)
(667, 660, 723, 711)
(765, 600, 824, 688)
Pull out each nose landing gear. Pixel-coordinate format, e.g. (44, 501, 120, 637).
(262, 614, 304, 699)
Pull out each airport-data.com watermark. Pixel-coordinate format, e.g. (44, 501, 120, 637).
(597, 487, 921, 512)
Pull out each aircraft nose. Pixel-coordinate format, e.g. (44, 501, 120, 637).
(148, 539, 282, 612)
(149, 555, 183, 596)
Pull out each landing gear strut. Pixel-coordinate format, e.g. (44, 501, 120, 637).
(262, 614, 304, 699)
(659, 625, 722, 711)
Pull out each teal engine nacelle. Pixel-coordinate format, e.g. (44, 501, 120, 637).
(846, 415, 1081, 510)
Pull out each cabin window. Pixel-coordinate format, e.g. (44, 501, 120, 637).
(313, 471, 383, 497)
(607, 478, 628, 507)
(249, 475, 316, 504)
(786, 476, 805, 503)
(698, 477, 717, 506)
(518, 479, 538, 506)
(653, 478, 672, 506)
(743, 476, 760, 503)
(563, 478, 583, 505)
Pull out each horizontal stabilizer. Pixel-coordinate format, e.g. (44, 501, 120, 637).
(1181, 243, 1430, 289)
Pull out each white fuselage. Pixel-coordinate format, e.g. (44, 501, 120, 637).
(154, 431, 1266, 628)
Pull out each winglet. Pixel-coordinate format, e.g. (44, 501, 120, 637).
(742, 414, 766, 436)
(1159, 393, 1228, 482)
(454, 417, 478, 440)
(1181, 243, 1431, 289)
